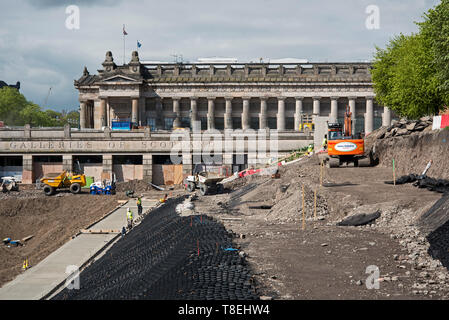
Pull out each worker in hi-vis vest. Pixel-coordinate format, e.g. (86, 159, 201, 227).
(137, 197, 142, 215)
(126, 207, 133, 229)
(322, 134, 328, 150)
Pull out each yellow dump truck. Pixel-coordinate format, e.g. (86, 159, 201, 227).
(40, 171, 86, 196)
(299, 114, 314, 135)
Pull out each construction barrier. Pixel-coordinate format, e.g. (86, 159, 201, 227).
(432, 115, 449, 130)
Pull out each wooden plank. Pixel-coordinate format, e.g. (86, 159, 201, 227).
(21, 235, 34, 242)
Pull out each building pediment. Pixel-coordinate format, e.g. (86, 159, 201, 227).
(102, 75, 139, 82)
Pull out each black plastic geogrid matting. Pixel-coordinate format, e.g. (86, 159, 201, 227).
(53, 198, 259, 300)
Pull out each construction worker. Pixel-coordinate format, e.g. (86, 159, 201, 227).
(322, 134, 328, 150)
(126, 207, 133, 230)
(307, 143, 314, 156)
(137, 196, 142, 215)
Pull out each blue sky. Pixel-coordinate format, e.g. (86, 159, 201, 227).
(0, 0, 440, 111)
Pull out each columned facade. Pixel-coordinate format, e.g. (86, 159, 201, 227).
(207, 97, 215, 130)
(242, 97, 250, 130)
(313, 97, 321, 116)
(294, 97, 303, 131)
(259, 97, 268, 130)
(365, 97, 374, 134)
(277, 97, 286, 131)
(225, 97, 233, 130)
(75, 51, 392, 135)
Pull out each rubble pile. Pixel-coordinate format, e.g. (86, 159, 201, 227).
(373, 117, 433, 141)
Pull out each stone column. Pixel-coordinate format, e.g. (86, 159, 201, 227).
(277, 97, 286, 131)
(294, 97, 303, 131)
(330, 97, 338, 123)
(143, 154, 152, 183)
(225, 97, 233, 130)
(102, 154, 113, 180)
(190, 97, 199, 131)
(79, 101, 87, 129)
(349, 97, 356, 135)
(207, 97, 215, 130)
(383, 106, 391, 127)
(365, 97, 374, 134)
(63, 154, 73, 172)
(100, 98, 107, 127)
(131, 97, 139, 124)
(313, 97, 321, 116)
(259, 97, 268, 129)
(22, 155, 33, 184)
(242, 97, 250, 130)
(172, 97, 181, 128)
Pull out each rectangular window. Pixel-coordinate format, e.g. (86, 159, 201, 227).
(147, 118, 156, 131)
(232, 117, 242, 129)
(285, 117, 294, 130)
(164, 118, 174, 130)
(181, 117, 191, 129)
(250, 117, 259, 130)
(215, 117, 224, 130)
(268, 117, 277, 129)
(200, 117, 207, 130)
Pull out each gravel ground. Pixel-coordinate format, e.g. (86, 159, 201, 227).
(191, 156, 449, 299)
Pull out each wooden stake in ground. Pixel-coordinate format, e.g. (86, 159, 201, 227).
(314, 189, 317, 219)
(302, 184, 305, 230)
(320, 160, 323, 186)
(393, 158, 396, 186)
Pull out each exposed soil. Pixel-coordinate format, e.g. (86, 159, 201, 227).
(190, 155, 449, 299)
(0, 191, 127, 288)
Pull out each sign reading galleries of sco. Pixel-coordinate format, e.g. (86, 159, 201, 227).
(5, 140, 179, 153)
(3, 139, 271, 153)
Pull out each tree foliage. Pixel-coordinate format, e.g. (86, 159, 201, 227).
(372, 1, 449, 118)
(0, 87, 79, 127)
(419, 0, 449, 102)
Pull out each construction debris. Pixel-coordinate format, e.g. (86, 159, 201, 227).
(337, 211, 381, 227)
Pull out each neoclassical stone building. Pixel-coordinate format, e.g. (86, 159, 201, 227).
(0, 51, 394, 185)
(76, 51, 392, 134)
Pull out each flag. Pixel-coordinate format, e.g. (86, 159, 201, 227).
(123, 24, 128, 35)
(137, 40, 142, 48)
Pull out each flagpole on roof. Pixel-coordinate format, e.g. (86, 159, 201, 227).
(122, 24, 127, 65)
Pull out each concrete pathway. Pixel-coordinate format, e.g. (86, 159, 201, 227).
(0, 198, 159, 300)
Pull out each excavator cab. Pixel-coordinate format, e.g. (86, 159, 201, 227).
(326, 106, 371, 168)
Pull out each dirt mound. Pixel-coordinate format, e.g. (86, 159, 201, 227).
(223, 158, 329, 223)
(366, 124, 449, 180)
(0, 194, 126, 287)
(115, 179, 153, 192)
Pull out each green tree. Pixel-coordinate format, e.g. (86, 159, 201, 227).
(0, 86, 28, 125)
(64, 110, 80, 127)
(372, 32, 444, 118)
(19, 103, 54, 127)
(419, 0, 449, 103)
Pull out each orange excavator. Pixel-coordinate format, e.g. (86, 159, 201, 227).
(326, 106, 371, 168)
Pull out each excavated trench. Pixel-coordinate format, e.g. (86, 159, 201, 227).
(53, 197, 259, 300)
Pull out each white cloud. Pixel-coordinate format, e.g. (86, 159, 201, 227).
(0, 0, 440, 110)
